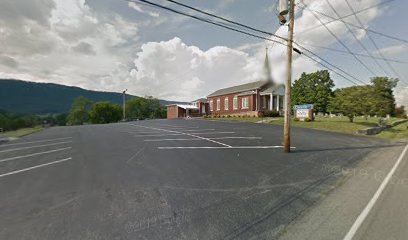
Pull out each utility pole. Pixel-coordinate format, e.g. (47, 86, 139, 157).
(283, 0, 295, 153)
(123, 89, 127, 121)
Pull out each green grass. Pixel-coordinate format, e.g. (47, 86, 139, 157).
(209, 116, 408, 140)
(1, 126, 43, 138)
(377, 121, 408, 140)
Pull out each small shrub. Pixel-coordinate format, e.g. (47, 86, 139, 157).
(294, 117, 300, 122)
(262, 110, 280, 117)
(203, 115, 208, 118)
(237, 115, 241, 118)
(221, 115, 225, 118)
(227, 115, 231, 118)
(304, 117, 312, 122)
(252, 115, 256, 118)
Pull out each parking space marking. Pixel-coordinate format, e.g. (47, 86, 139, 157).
(179, 129, 215, 132)
(180, 132, 235, 135)
(134, 132, 235, 137)
(0, 147, 72, 163)
(0, 137, 72, 147)
(0, 157, 72, 178)
(134, 133, 185, 137)
(144, 137, 262, 142)
(128, 124, 232, 147)
(145, 138, 200, 142)
(0, 141, 72, 153)
(158, 146, 297, 149)
(209, 137, 262, 140)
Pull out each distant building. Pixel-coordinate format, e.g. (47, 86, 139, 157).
(166, 49, 285, 119)
(206, 50, 285, 117)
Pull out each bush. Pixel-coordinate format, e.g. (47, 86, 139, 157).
(294, 117, 300, 121)
(252, 115, 256, 118)
(304, 117, 312, 122)
(203, 115, 208, 118)
(227, 115, 231, 118)
(237, 115, 241, 118)
(221, 115, 225, 118)
(262, 110, 280, 117)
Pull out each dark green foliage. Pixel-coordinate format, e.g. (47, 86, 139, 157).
(0, 112, 66, 131)
(292, 70, 335, 113)
(0, 79, 184, 114)
(395, 106, 406, 117)
(262, 110, 280, 117)
(89, 102, 122, 124)
(328, 77, 398, 122)
(126, 96, 166, 120)
(67, 96, 93, 125)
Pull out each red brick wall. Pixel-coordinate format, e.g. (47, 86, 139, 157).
(167, 106, 186, 119)
(207, 93, 258, 115)
(167, 105, 178, 119)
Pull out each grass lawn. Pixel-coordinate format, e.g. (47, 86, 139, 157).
(209, 116, 408, 140)
(377, 121, 408, 140)
(1, 126, 43, 138)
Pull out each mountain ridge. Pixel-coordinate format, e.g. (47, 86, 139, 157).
(0, 79, 186, 114)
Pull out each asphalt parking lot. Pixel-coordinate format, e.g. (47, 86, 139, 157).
(0, 119, 399, 239)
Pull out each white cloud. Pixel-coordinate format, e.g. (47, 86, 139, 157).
(395, 87, 408, 107)
(375, 44, 408, 56)
(0, 0, 396, 103)
(130, 37, 261, 101)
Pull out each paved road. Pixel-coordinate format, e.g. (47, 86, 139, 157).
(0, 119, 397, 239)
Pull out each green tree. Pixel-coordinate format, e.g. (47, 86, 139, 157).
(67, 96, 93, 125)
(370, 77, 398, 116)
(328, 86, 372, 122)
(292, 70, 335, 113)
(89, 102, 122, 124)
(126, 96, 166, 120)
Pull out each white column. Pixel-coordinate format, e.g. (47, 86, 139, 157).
(276, 95, 280, 111)
(270, 94, 273, 110)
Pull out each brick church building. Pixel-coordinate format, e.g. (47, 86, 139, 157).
(166, 50, 285, 119)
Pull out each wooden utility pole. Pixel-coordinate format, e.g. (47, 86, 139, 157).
(283, 0, 295, 153)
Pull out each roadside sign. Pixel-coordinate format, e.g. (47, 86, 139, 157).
(293, 104, 313, 110)
(294, 104, 314, 121)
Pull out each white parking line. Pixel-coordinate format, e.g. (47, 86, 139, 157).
(144, 137, 262, 142)
(0, 147, 72, 163)
(145, 138, 200, 142)
(134, 132, 235, 137)
(128, 124, 231, 147)
(0, 141, 72, 153)
(158, 146, 297, 149)
(0, 137, 72, 147)
(209, 137, 262, 140)
(134, 133, 184, 137)
(0, 157, 72, 178)
(182, 132, 235, 135)
(180, 129, 215, 132)
(343, 144, 408, 240)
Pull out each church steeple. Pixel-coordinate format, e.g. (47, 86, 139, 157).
(263, 47, 272, 82)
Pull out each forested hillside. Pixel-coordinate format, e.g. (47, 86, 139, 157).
(0, 79, 182, 114)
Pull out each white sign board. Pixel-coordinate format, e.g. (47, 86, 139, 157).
(296, 109, 309, 118)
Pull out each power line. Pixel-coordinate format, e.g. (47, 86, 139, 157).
(300, 1, 376, 78)
(300, 43, 408, 64)
(325, 0, 389, 76)
(126, 0, 364, 85)
(163, 0, 288, 42)
(344, 0, 403, 80)
(296, 1, 408, 44)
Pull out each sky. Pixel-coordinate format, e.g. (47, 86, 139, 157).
(0, 0, 407, 105)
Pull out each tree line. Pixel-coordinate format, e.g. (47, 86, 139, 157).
(0, 110, 67, 131)
(292, 70, 405, 122)
(67, 96, 166, 125)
